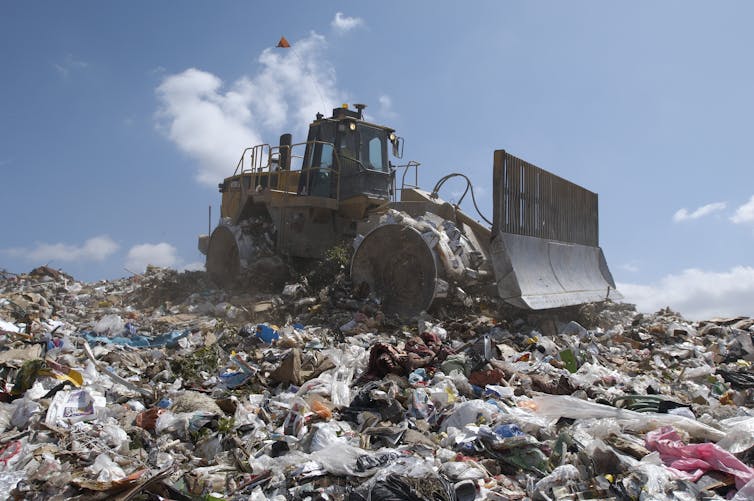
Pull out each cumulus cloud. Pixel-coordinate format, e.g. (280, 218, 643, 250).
(619, 263, 640, 273)
(672, 202, 727, 222)
(54, 54, 88, 78)
(180, 261, 205, 272)
(156, 32, 343, 186)
(618, 266, 754, 320)
(731, 195, 754, 224)
(331, 12, 364, 33)
(2, 235, 118, 263)
(125, 243, 179, 273)
(377, 95, 397, 120)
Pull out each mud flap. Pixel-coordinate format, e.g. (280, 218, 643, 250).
(491, 150, 621, 310)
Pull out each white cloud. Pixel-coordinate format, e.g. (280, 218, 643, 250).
(619, 263, 640, 273)
(618, 266, 754, 320)
(2, 235, 118, 263)
(331, 12, 364, 33)
(125, 243, 179, 272)
(731, 195, 754, 224)
(672, 201, 727, 222)
(377, 95, 397, 120)
(54, 54, 88, 78)
(155, 32, 344, 186)
(181, 261, 205, 272)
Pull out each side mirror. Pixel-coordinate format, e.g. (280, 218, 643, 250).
(391, 136, 404, 159)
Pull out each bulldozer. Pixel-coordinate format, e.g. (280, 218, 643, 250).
(198, 104, 621, 317)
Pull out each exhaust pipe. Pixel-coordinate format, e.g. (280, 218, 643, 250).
(279, 133, 292, 170)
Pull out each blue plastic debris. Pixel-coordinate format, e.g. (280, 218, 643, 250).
(493, 423, 525, 438)
(255, 324, 279, 344)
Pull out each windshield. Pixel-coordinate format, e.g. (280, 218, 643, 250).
(359, 125, 388, 172)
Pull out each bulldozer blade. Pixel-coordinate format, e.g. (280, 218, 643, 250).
(491, 150, 621, 309)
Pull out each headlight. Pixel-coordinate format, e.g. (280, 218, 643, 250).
(389, 133, 396, 141)
(349, 122, 356, 131)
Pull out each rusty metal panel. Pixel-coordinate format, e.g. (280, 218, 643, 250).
(510, 156, 521, 235)
(492, 150, 598, 246)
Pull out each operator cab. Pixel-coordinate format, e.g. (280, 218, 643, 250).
(299, 104, 403, 201)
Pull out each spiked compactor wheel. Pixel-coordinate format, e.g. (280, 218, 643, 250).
(351, 224, 438, 317)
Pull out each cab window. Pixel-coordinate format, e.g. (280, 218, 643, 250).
(360, 126, 388, 172)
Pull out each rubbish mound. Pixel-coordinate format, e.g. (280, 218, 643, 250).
(1, 265, 754, 500)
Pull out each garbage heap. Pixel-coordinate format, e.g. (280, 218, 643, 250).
(1, 264, 754, 500)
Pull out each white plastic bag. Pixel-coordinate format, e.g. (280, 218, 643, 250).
(529, 394, 725, 441)
(532, 464, 580, 500)
(10, 398, 40, 430)
(323, 346, 366, 408)
(0, 403, 14, 433)
(733, 477, 754, 501)
(441, 400, 498, 431)
(87, 453, 126, 482)
(719, 416, 754, 453)
(45, 389, 105, 427)
(93, 314, 124, 335)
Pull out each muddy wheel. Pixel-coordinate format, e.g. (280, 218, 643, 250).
(206, 225, 240, 287)
(350, 224, 438, 318)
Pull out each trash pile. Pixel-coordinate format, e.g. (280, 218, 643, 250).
(2, 264, 754, 500)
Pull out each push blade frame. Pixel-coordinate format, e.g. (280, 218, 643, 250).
(491, 150, 620, 310)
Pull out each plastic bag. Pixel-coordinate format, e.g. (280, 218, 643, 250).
(528, 394, 725, 441)
(441, 400, 498, 431)
(87, 453, 126, 482)
(446, 370, 474, 397)
(718, 416, 754, 454)
(308, 423, 372, 477)
(0, 403, 14, 433)
(255, 324, 279, 344)
(330, 365, 353, 408)
(439, 461, 486, 481)
(733, 477, 754, 501)
(10, 398, 40, 430)
(309, 422, 351, 452)
(427, 377, 459, 409)
(568, 362, 624, 388)
(532, 464, 580, 500)
(155, 411, 214, 438)
(0, 471, 26, 497)
(0, 440, 26, 473)
(621, 453, 676, 499)
(311, 443, 382, 477)
(44, 389, 105, 427)
(308, 396, 333, 420)
(483, 384, 514, 399)
(93, 314, 124, 335)
(283, 397, 310, 438)
(407, 388, 435, 420)
(323, 346, 365, 408)
(645, 426, 754, 488)
(100, 422, 129, 450)
(233, 396, 267, 433)
(0, 320, 22, 334)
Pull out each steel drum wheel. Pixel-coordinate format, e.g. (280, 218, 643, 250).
(351, 224, 438, 317)
(206, 225, 240, 287)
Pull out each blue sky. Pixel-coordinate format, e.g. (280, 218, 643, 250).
(2, 2, 754, 320)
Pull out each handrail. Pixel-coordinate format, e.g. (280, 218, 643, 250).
(395, 160, 421, 201)
(230, 140, 343, 202)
